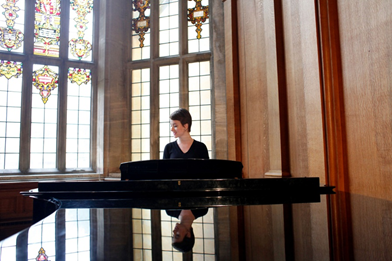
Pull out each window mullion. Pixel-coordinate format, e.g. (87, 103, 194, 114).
(179, 0, 188, 56)
(19, 62, 33, 173)
(57, 0, 71, 171)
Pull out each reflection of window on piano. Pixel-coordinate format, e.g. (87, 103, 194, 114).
(132, 208, 152, 260)
(27, 211, 57, 260)
(0, 233, 18, 259)
(65, 209, 91, 259)
(161, 210, 183, 260)
(192, 209, 215, 259)
(160, 209, 215, 260)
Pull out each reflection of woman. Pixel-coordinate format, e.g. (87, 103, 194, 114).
(163, 108, 209, 252)
(163, 108, 209, 159)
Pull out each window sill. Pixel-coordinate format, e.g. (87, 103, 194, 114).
(0, 173, 104, 183)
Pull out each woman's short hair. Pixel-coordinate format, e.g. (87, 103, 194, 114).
(172, 227, 195, 253)
(170, 108, 192, 132)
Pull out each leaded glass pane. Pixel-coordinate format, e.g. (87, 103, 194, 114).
(159, 64, 179, 157)
(132, 1, 151, 61)
(65, 209, 91, 260)
(27, 211, 57, 260)
(66, 67, 92, 169)
(30, 64, 59, 169)
(0, 60, 22, 170)
(34, 0, 61, 57)
(188, 0, 210, 53)
(131, 68, 150, 161)
(159, 0, 178, 57)
(68, 0, 94, 61)
(188, 61, 211, 158)
(0, 0, 25, 53)
(133, 208, 152, 261)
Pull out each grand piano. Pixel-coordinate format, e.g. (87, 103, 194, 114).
(0, 159, 334, 260)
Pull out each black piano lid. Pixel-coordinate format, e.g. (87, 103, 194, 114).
(119, 159, 244, 180)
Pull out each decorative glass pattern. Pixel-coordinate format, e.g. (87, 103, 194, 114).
(132, 208, 152, 261)
(34, 0, 61, 57)
(30, 64, 58, 169)
(69, 0, 93, 61)
(131, 0, 150, 48)
(0, 60, 22, 170)
(188, 0, 209, 53)
(0, 0, 25, 52)
(27, 211, 56, 261)
(131, 68, 150, 161)
(131, 0, 150, 60)
(187, 0, 209, 39)
(66, 67, 91, 169)
(188, 61, 211, 157)
(159, 64, 179, 158)
(65, 209, 91, 260)
(32, 64, 59, 104)
(159, 0, 178, 57)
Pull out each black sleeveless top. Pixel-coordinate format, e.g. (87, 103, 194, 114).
(163, 140, 209, 159)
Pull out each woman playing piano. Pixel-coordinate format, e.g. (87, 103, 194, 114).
(163, 108, 209, 252)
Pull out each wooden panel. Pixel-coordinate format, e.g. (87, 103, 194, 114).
(336, 1, 392, 260)
(0, 182, 37, 240)
(338, 1, 392, 200)
(281, 1, 330, 260)
(234, 0, 287, 259)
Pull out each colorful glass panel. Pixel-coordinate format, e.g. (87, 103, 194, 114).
(34, 0, 61, 57)
(66, 67, 91, 169)
(187, 0, 209, 39)
(69, 0, 93, 61)
(188, 0, 209, 53)
(0, 0, 25, 52)
(0, 60, 22, 170)
(131, 0, 150, 60)
(131, 0, 150, 48)
(32, 65, 59, 104)
(30, 64, 58, 169)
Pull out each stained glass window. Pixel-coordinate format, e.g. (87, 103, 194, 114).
(69, 0, 93, 61)
(0, 0, 25, 53)
(66, 67, 91, 169)
(188, 0, 209, 53)
(30, 64, 58, 169)
(0, 60, 22, 170)
(34, 0, 61, 57)
(132, 0, 150, 60)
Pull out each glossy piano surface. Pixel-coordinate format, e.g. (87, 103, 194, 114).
(0, 160, 335, 260)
